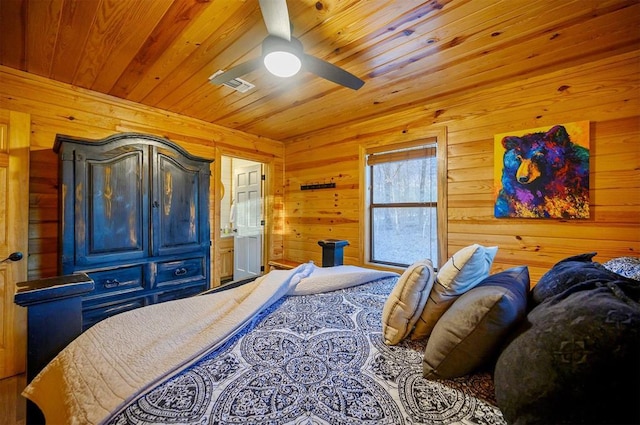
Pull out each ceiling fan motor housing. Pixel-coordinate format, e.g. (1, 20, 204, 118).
(262, 35, 303, 56)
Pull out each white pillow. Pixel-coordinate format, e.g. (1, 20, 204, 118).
(382, 259, 436, 345)
(288, 265, 398, 295)
(410, 244, 498, 340)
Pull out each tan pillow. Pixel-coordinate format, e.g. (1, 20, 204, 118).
(423, 266, 529, 379)
(410, 244, 498, 340)
(382, 259, 435, 345)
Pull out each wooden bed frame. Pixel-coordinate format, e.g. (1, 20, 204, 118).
(14, 273, 94, 424)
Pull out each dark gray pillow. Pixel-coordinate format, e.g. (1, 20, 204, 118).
(423, 266, 529, 379)
(532, 252, 623, 305)
(495, 278, 640, 425)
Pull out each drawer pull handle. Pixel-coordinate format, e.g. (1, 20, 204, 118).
(174, 268, 188, 276)
(104, 279, 120, 288)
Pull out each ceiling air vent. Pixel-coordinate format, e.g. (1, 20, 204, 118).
(209, 70, 255, 93)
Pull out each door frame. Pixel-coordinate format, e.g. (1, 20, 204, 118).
(212, 148, 274, 287)
(0, 109, 30, 378)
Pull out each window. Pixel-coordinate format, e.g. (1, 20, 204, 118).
(362, 132, 446, 269)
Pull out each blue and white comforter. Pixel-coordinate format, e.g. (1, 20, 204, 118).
(106, 272, 504, 424)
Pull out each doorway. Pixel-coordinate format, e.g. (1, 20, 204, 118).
(220, 156, 265, 284)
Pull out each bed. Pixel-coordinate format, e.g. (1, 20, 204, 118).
(22, 262, 506, 425)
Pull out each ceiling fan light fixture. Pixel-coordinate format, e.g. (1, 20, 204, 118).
(262, 35, 303, 78)
(264, 50, 301, 77)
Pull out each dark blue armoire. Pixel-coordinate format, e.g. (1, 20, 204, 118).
(54, 132, 212, 329)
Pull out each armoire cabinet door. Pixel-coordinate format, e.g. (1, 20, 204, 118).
(65, 145, 150, 270)
(153, 147, 209, 257)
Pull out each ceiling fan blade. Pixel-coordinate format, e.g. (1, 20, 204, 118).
(209, 58, 262, 84)
(303, 54, 365, 90)
(258, 0, 291, 41)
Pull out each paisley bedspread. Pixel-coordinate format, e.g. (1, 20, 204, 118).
(107, 277, 505, 425)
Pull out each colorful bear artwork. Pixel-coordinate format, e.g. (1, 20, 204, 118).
(494, 122, 590, 219)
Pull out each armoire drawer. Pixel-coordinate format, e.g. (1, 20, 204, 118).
(82, 296, 148, 330)
(155, 257, 205, 286)
(156, 283, 208, 303)
(85, 266, 145, 297)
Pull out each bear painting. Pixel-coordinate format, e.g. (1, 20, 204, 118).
(494, 122, 590, 219)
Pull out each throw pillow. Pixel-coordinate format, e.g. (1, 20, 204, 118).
(423, 266, 529, 379)
(494, 276, 640, 425)
(603, 256, 640, 281)
(411, 244, 498, 339)
(532, 252, 629, 306)
(382, 259, 436, 345)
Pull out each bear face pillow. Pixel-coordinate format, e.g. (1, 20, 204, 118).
(423, 266, 530, 379)
(382, 259, 435, 345)
(410, 244, 498, 340)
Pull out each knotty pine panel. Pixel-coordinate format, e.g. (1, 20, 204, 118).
(430, 53, 639, 142)
(2, 68, 284, 154)
(27, 150, 58, 280)
(286, 225, 361, 242)
(1, 67, 285, 283)
(284, 52, 640, 285)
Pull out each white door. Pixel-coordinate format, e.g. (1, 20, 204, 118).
(233, 164, 263, 281)
(0, 110, 29, 379)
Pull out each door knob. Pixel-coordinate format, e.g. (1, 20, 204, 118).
(1, 252, 23, 263)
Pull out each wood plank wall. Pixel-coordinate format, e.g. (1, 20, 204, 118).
(283, 51, 640, 285)
(0, 66, 285, 285)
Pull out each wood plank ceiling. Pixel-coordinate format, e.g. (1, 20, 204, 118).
(1, 0, 639, 143)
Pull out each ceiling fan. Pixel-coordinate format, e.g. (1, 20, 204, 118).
(209, 0, 364, 90)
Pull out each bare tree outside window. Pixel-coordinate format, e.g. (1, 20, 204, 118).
(368, 145, 438, 267)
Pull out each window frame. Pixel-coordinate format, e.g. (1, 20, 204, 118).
(359, 128, 447, 270)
